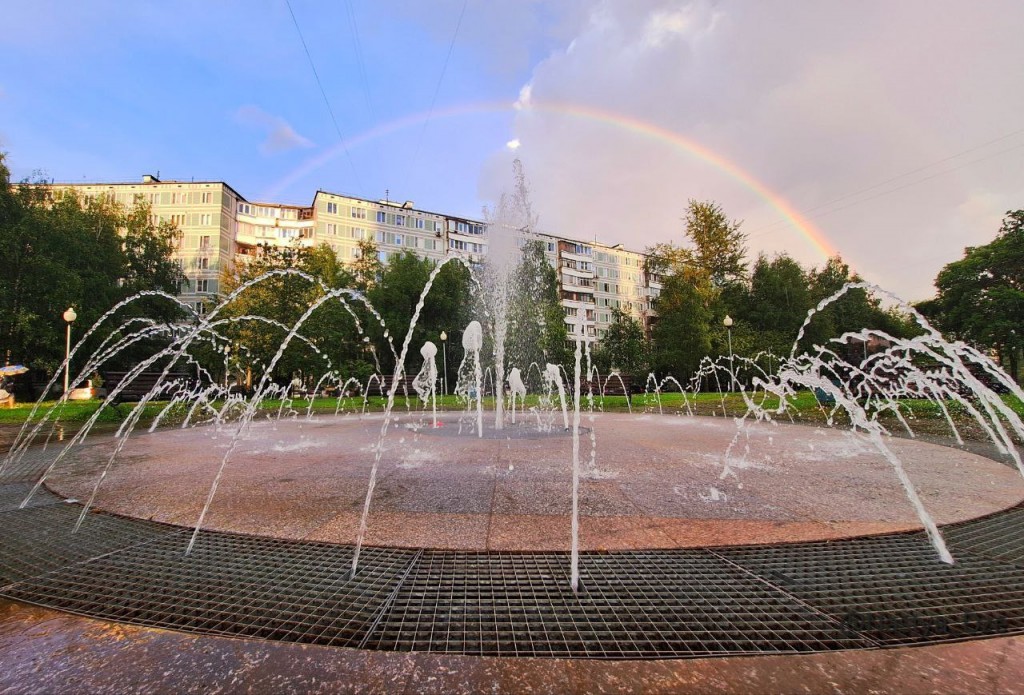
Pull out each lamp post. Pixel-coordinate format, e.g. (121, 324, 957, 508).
(62, 307, 77, 396)
(723, 315, 734, 392)
(439, 331, 448, 396)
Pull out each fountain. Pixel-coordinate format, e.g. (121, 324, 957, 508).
(1, 264, 1023, 658)
(2, 166, 1024, 657)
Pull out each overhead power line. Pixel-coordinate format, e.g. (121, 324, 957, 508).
(748, 128, 1024, 239)
(344, 0, 378, 135)
(285, 0, 362, 191)
(405, 0, 469, 191)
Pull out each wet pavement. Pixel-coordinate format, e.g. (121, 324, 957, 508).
(42, 413, 1024, 551)
(1, 598, 1022, 694)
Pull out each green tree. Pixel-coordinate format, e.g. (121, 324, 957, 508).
(651, 265, 714, 379)
(219, 243, 365, 386)
(351, 238, 383, 292)
(735, 253, 813, 356)
(682, 200, 748, 287)
(592, 308, 649, 377)
(921, 210, 1024, 381)
(506, 239, 569, 376)
(643, 200, 749, 380)
(368, 250, 472, 378)
(0, 156, 184, 376)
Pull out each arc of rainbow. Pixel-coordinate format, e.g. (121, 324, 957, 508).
(263, 101, 837, 261)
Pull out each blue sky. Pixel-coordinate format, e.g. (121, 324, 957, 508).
(3, 1, 1023, 300)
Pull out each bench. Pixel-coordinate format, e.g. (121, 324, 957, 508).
(586, 374, 633, 403)
(100, 371, 195, 404)
(363, 375, 421, 397)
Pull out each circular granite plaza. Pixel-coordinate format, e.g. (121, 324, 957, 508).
(44, 412, 1024, 549)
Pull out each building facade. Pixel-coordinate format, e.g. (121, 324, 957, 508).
(49, 176, 660, 341)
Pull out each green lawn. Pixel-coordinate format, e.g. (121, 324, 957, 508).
(2, 389, 1019, 431)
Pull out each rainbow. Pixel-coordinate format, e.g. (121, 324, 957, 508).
(263, 101, 837, 261)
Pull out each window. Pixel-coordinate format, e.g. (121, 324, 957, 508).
(415, 218, 425, 229)
(394, 234, 403, 246)
(326, 202, 338, 214)
(196, 279, 211, 293)
(326, 223, 337, 235)
(199, 235, 211, 250)
(350, 227, 365, 239)
(351, 207, 366, 219)
(201, 191, 212, 204)
(395, 214, 405, 227)
(238, 203, 251, 214)
(378, 250, 388, 262)
(198, 257, 209, 270)
(376, 231, 385, 243)
(376, 211, 386, 223)
(195, 302, 206, 316)
(547, 242, 555, 253)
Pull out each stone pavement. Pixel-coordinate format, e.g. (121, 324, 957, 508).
(46, 414, 1024, 551)
(0, 598, 1021, 694)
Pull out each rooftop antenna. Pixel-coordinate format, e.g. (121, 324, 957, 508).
(385, 188, 389, 204)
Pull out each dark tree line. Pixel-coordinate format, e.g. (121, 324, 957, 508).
(0, 154, 184, 387)
(917, 210, 1023, 382)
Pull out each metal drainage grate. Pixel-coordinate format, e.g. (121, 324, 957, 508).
(944, 503, 1024, 566)
(4, 529, 417, 647)
(0, 502, 1023, 658)
(717, 532, 1024, 646)
(0, 448, 61, 484)
(0, 483, 63, 512)
(365, 550, 868, 658)
(0, 504, 179, 589)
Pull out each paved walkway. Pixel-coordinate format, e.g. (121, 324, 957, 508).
(1, 599, 1022, 694)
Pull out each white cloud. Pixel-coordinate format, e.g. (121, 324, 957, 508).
(234, 105, 314, 155)
(486, 0, 1024, 302)
(514, 83, 533, 111)
(506, 138, 521, 150)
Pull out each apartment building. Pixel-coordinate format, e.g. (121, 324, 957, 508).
(48, 176, 659, 340)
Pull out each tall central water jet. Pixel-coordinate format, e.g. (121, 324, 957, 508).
(481, 159, 539, 431)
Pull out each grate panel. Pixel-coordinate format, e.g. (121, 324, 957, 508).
(944, 504, 1024, 565)
(0, 504, 180, 588)
(719, 533, 1024, 646)
(0, 447, 61, 484)
(4, 530, 417, 648)
(0, 483, 63, 511)
(365, 549, 869, 658)
(2, 496, 1024, 657)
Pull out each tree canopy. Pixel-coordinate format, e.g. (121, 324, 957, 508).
(919, 210, 1024, 381)
(0, 154, 184, 377)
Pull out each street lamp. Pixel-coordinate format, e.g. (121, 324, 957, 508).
(723, 315, 734, 392)
(62, 307, 77, 396)
(223, 345, 232, 388)
(439, 331, 448, 396)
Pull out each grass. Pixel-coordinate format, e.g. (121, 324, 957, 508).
(1, 389, 1020, 444)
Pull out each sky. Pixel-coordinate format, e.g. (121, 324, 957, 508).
(1, 0, 1022, 302)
